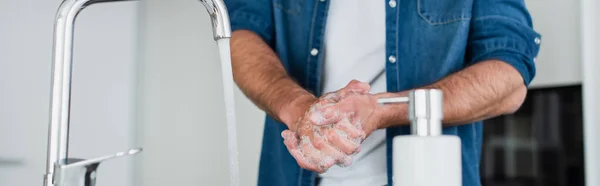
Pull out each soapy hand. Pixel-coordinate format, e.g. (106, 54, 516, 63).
(311, 89, 385, 138)
(281, 80, 375, 173)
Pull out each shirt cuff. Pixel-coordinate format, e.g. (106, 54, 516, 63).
(230, 11, 273, 44)
(468, 18, 542, 86)
(478, 51, 536, 86)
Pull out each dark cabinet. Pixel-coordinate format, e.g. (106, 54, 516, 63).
(480, 85, 585, 186)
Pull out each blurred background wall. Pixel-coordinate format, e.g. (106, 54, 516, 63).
(0, 1, 138, 186)
(135, 0, 264, 185)
(0, 0, 598, 186)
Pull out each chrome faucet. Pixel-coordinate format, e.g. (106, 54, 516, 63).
(199, 0, 232, 40)
(44, 0, 232, 186)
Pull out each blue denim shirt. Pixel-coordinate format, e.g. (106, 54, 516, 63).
(224, 0, 541, 185)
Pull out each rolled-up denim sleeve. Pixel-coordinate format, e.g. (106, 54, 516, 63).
(224, 0, 274, 44)
(467, 0, 542, 86)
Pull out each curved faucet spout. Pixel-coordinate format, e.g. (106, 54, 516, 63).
(46, 1, 95, 185)
(46, 0, 232, 185)
(198, 0, 232, 40)
(45, 0, 139, 185)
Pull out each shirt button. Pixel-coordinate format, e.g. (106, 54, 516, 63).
(310, 48, 319, 56)
(389, 0, 397, 8)
(389, 55, 397, 63)
(534, 37, 541, 45)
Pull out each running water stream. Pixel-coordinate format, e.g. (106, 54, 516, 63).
(216, 38, 240, 186)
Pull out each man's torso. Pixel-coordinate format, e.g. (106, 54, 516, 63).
(318, 0, 387, 185)
(260, 0, 483, 185)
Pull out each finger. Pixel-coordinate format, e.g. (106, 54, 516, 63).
(319, 92, 341, 103)
(348, 80, 371, 92)
(282, 130, 297, 141)
(336, 155, 354, 167)
(355, 146, 362, 154)
(284, 138, 297, 150)
(309, 106, 342, 125)
(290, 148, 322, 172)
(299, 137, 335, 171)
(281, 130, 296, 139)
(287, 134, 324, 172)
(326, 129, 361, 155)
(282, 130, 299, 149)
(315, 128, 356, 167)
(333, 117, 366, 141)
(311, 101, 358, 125)
(339, 80, 371, 96)
(311, 134, 350, 164)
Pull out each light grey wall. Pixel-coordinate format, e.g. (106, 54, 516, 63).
(0, 1, 138, 186)
(526, 0, 582, 88)
(69, 3, 139, 186)
(136, 0, 264, 185)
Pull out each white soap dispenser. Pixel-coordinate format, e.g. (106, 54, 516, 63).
(387, 89, 462, 186)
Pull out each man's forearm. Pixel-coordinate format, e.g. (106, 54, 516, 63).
(377, 60, 528, 128)
(231, 30, 315, 128)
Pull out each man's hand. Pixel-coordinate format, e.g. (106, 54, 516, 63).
(281, 80, 375, 173)
(282, 109, 362, 172)
(311, 92, 388, 138)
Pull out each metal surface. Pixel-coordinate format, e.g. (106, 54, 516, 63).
(198, 0, 232, 40)
(409, 89, 443, 136)
(46, 1, 139, 185)
(377, 97, 410, 104)
(53, 149, 142, 186)
(45, 0, 232, 185)
(377, 89, 443, 136)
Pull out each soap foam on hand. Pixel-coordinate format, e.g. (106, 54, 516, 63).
(285, 90, 370, 172)
(304, 106, 364, 166)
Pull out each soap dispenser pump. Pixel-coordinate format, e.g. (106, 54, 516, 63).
(386, 89, 462, 186)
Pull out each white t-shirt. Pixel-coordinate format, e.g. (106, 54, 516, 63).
(319, 0, 387, 185)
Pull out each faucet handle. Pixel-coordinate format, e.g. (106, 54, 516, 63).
(53, 148, 142, 186)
